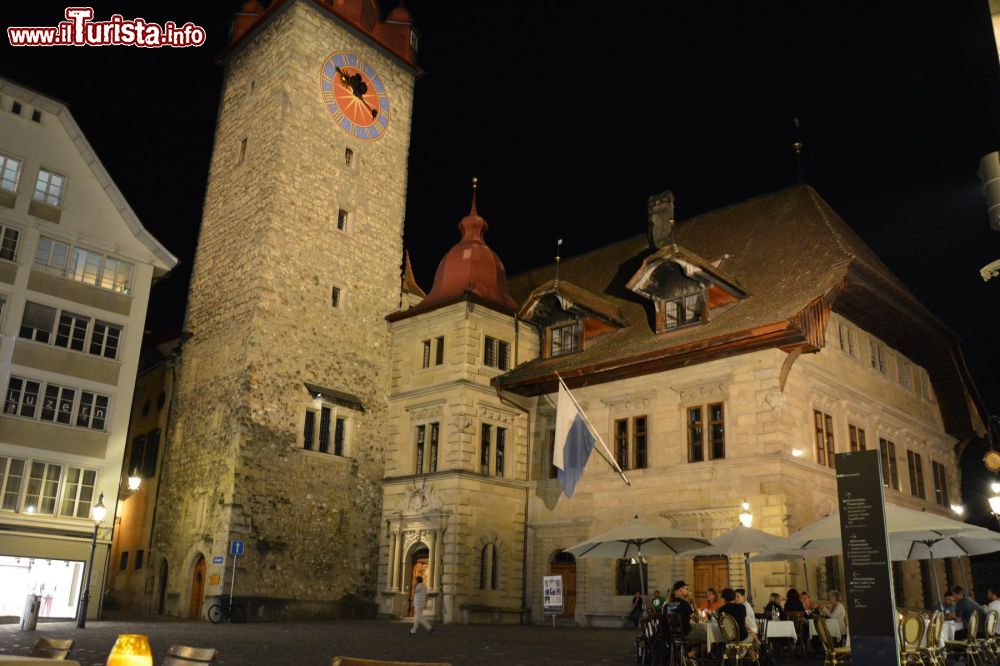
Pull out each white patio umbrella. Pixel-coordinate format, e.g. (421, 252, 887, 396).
(565, 516, 712, 599)
(765, 504, 995, 609)
(685, 525, 783, 605)
(888, 528, 1000, 608)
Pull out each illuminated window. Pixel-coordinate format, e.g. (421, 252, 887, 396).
(33, 169, 65, 206)
(0, 153, 21, 192)
(813, 410, 835, 467)
(689, 404, 724, 462)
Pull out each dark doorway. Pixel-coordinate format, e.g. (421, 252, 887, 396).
(157, 560, 168, 615)
(551, 550, 576, 618)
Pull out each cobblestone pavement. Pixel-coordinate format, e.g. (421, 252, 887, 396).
(1, 617, 639, 665)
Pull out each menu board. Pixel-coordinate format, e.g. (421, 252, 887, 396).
(835, 450, 901, 665)
(543, 575, 564, 615)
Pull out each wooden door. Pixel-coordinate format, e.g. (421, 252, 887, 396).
(189, 555, 206, 619)
(407, 554, 429, 616)
(551, 551, 577, 618)
(693, 556, 729, 606)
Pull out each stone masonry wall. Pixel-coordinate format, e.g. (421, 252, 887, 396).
(154, 0, 415, 620)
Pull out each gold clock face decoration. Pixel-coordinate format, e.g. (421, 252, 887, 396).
(321, 51, 390, 141)
(984, 450, 1000, 473)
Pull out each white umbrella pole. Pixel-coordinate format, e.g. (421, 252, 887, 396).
(929, 550, 942, 610)
(744, 552, 753, 606)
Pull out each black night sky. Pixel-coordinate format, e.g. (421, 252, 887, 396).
(3, 2, 1000, 518)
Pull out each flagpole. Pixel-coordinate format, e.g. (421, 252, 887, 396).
(557, 374, 631, 486)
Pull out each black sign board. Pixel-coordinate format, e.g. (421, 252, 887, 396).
(835, 450, 900, 666)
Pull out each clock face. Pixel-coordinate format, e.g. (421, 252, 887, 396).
(984, 450, 1000, 473)
(321, 51, 391, 142)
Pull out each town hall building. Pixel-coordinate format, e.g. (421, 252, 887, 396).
(127, 0, 986, 624)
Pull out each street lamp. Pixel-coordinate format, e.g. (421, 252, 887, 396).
(989, 482, 1000, 527)
(738, 501, 753, 528)
(76, 493, 107, 629)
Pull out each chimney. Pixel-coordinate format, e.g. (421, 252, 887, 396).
(647, 190, 675, 249)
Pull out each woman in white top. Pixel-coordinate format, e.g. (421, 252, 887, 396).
(822, 590, 847, 637)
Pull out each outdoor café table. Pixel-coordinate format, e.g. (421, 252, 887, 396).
(807, 617, 842, 642)
(0, 658, 81, 666)
(764, 619, 798, 641)
(704, 621, 725, 653)
(941, 619, 962, 643)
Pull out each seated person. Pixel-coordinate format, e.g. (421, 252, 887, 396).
(628, 591, 644, 628)
(951, 585, 986, 639)
(819, 590, 847, 637)
(666, 581, 709, 645)
(987, 588, 1000, 636)
(764, 593, 786, 620)
(700, 587, 724, 612)
(941, 591, 957, 619)
(718, 588, 753, 643)
(735, 588, 759, 639)
(784, 588, 805, 614)
(651, 589, 667, 615)
(800, 591, 814, 612)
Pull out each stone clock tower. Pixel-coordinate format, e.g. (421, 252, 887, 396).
(152, 0, 419, 619)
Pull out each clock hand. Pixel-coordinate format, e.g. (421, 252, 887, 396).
(335, 66, 379, 119)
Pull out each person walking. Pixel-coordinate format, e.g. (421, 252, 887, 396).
(410, 576, 433, 635)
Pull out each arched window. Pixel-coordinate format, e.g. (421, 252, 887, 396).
(480, 543, 499, 590)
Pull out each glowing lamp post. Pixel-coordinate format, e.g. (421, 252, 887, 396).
(738, 501, 755, 604)
(989, 482, 1000, 526)
(106, 634, 153, 666)
(76, 493, 107, 629)
(738, 501, 753, 528)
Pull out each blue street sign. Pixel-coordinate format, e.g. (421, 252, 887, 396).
(230, 540, 244, 556)
(212, 556, 224, 564)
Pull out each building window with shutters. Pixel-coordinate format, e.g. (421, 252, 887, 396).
(614, 416, 649, 470)
(415, 422, 439, 474)
(479, 423, 507, 477)
(814, 410, 835, 467)
(932, 460, 949, 507)
(688, 404, 724, 463)
(483, 336, 510, 370)
(849, 424, 866, 452)
(880, 438, 900, 489)
(907, 450, 926, 499)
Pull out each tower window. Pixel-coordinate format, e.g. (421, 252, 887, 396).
(345, 148, 354, 167)
(31, 110, 42, 123)
(238, 138, 247, 164)
(337, 209, 349, 231)
(484, 336, 510, 370)
(303, 402, 350, 457)
(331, 285, 342, 308)
(11, 101, 21, 116)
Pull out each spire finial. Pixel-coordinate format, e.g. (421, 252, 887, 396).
(792, 117, 805, 184)
(470, 176, 479, 215)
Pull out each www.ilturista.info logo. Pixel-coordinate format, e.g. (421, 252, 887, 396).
(7, 7, 206, 48)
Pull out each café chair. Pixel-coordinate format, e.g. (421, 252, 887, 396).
(919, 610, 944, 666)
(945, 611, 982, 666)
(898, 610, 925, 666)
(330, 657, 451, 666)
(813, 615, 851, 665)
(162, 645, 219, 666)
(27, 637, 75, 660)
(982, 609, 1000, 664)
(785, 610, 809, 657)
(665, 613, 703, 666)
(718, 612, 757, 665)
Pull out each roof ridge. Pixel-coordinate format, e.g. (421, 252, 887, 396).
(805, 186, 854, 263)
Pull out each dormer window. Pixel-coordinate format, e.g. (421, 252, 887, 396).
(550, 321, 581, 357)
(627, 244, 745, 335)
(660, 290, 705, 330)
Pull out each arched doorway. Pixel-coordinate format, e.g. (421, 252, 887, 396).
(157, 560, 169, 615)
(693, 555, 729, 606)
(407, 546, 429, 616)
(550, 550, 576, 618)
(189, 555, 206, 619)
